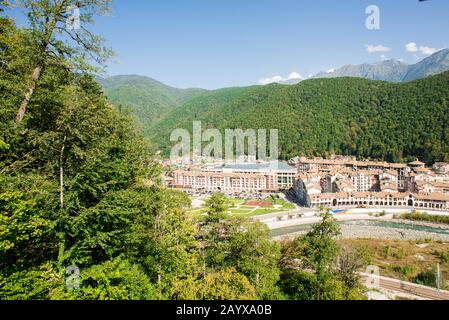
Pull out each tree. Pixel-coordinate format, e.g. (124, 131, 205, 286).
(0, 0, 8, 14)
(336, 247, 366, 299)
(226, 221, 282, 299)
(197, 193, 231, 270)
(297, 209, 341, 274)
(204, 192, 230, 223)
(0, 262, 63, 300)
(170, 269, 257, 300)
(278, 209, 365, 300)
(138, 190, 200, 291)
(13, 0, 113, 123)
(278, 269, 345, 300)
(0, 173, 59, 272)
(60, 258, 156, 300)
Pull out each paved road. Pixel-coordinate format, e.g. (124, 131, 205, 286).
(360, 273, 449, 300)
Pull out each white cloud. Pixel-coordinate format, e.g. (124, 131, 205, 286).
(365, 44, 391, 53)
(419, 46, 438, 56)
(406, 42, 440, 56)
(380, 54, 387, 60)
(258, 72, 303, 85)
(326, 68, 335, 74)
(258, 76, 283, 85)
(288, 72, 302, 80)
(405, 42, 418, 53)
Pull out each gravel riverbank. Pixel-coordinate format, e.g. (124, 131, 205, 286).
(273, 220, 449, 242)
(339, 224, 449, 241)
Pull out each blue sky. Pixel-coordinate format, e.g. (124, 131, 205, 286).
(10, 0, 449, 89)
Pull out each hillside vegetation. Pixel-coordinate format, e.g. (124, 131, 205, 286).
(99, 75, 207, 132)
(1, 1, 366, 301)
(150, 73, 449, 163)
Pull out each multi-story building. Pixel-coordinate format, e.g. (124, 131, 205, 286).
(173, 161, 296, 194)
(433, 162, 449, 175)
(308, 192, 449, 211)
(291, 156, 410, 191)
(293, 156, 449, 211)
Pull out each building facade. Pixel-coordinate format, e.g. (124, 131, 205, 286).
(293, 156, 449, 211)
(173, 162, 296, 194)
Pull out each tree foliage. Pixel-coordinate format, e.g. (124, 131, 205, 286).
(0, 7, 370, 301)
(278, 210, 366, 300)
(150, 74, 449, 163)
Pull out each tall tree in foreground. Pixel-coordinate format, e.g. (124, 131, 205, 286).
(279, 209, 366, 300)
(13, 0, 113, 123)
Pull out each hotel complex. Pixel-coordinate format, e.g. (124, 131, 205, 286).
(172, 162, 296, 194)
(167, 156, 449, 211)
(291, 156, 449, 211)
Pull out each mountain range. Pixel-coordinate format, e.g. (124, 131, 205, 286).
(98, 75, 207, 132)
(148, 71, 449, 163)
(98, 50, 449, 162)
(312, 49, 449, 83)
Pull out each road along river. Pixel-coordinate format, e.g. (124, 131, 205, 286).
(255, 208, 449, 241)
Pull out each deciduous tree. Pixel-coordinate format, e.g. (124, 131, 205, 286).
(13, 0, 113, 123)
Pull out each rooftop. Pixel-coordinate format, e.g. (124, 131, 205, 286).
(219, 161, 296, 173)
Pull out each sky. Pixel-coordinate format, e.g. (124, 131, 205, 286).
(9, 0, 449, 89)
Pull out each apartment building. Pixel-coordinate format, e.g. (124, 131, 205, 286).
(293, 156, 449, 210)
(309, 192, 449, 211)
(433, 162, 449, 175)
(173, 161, 296, 194)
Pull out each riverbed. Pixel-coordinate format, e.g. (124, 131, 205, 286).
(271, 219, 449, 241)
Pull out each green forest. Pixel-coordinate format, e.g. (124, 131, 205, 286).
(149, 72, 449, 163)
(99, 75, 207, 131)
(0, 0, 367, 300)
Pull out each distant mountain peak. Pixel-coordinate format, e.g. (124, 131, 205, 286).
(403, 48, 449, 82)
(311, 49, 449, 83)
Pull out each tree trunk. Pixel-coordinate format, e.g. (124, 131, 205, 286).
(59, 135, 67, 209)
(15, 65, 43, 123)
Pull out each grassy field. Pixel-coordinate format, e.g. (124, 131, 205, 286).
(339, 239, 449, 289)
(187, 197, 297, 218)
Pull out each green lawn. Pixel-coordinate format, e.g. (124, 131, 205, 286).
(252, 208, 287, 215)
(229, 209, 254, 214)
(187, 196, 296, 218)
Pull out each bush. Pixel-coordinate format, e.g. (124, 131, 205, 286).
(71, 258, 156, 300)
(434, 251, 449, 264)
(401, 213, 449, 225)
(413, 269, 437, 288)
(392, 265, 418, 278)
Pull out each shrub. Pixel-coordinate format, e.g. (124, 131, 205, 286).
(401, 213, 449, 225)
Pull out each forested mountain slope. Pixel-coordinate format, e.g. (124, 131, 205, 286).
(99, 75, 207, 131)
(150, 72, 449, 163)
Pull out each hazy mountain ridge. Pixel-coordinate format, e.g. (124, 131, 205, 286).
(312, 59, 409, 82)
(403, 49, 449, 81)
(312, 49, 449, 82)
